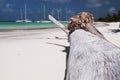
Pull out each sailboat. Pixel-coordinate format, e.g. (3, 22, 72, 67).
(41, 5, 51, 23)
(16, 9, 24, 22)
(23, 4, 32, 22)
(16, 4, 32, 22)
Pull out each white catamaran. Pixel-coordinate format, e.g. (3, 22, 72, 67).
(16, 4, 32, 22)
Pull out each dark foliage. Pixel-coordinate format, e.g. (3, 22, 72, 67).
(97, 10, 120, 22)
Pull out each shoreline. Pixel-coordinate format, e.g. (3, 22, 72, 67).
(0, 26, 58, 32)
(0, 27, 60, 32)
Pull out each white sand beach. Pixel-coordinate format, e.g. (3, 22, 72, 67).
(0, 28, 69, 80)
(0, 22, 120, 80)
(96, 22, 120, 47)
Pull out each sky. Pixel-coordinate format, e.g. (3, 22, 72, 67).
(0, 0, 120, 21)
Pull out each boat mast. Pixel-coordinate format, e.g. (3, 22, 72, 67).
(43, 5, 46, 20)
(65, 8, 68, 21)
(20, 9, 23, 20)
(24, 4, 27, 21)
(57, 9, 61, 21)
(52, 9, 54, 16)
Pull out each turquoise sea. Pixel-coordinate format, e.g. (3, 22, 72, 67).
(0, 22, 67, 30)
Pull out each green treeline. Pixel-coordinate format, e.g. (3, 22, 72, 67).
(97, 10, 120, 22)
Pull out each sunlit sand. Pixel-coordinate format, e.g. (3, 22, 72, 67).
(0, 22, 120, 80)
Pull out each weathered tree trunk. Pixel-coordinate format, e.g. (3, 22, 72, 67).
(65, 30, 120, 80)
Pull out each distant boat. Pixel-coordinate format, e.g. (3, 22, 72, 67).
(35, 21, 41, 23)
(41, 20, 51, 23)
(16, 19, 32, 22)
(16, 20, 24, 22)
(24, 4, 32, 22)
(16, 4, 32, 22)
(16, 9, 24, 22)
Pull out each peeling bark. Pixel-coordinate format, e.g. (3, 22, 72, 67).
(67, 12, 105, 41)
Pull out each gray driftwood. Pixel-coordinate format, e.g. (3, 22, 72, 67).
(65, 30, 120, 80)
(48, 15, 68, 35)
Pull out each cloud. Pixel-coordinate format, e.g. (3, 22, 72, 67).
(87, 0, 100, 3)
(0, 0, 5, 6)
(86, 3, 102, 7)
(105, 1, 110, 5)
(6, 3, 12, 8)
(85, 0, 102, 7)
(85, 0, 110, 8)
(41, 0, 72, 3)
(1, 3, 14, 13)
(109, 7, 116, 13)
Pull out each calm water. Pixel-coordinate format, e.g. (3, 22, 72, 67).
(0, 22, 67, 29)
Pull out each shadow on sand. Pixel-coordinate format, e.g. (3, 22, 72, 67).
(47, 42, 70, 80)
(110, 29, 120, 33)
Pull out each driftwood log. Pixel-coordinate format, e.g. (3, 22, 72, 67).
(48, 13, 120, 80)
(48, 15, 69, 35)
(65, 29, 120, 80)
(67, 12, 105, 41)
